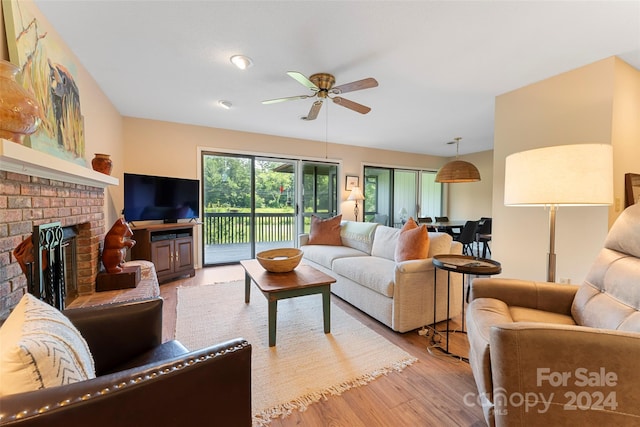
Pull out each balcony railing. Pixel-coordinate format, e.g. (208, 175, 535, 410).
(203, 212, 295, 245)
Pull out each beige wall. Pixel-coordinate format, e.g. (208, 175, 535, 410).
(611, 58, 640, 226)
(1, 1, 124, 227)
(76, 63, 123, 226)
(0, 4, 7, 61)
(447, 150, 494, 220)
(493, 57, 639, 284)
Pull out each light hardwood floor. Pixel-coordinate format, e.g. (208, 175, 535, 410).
(81, 265, 486, 426)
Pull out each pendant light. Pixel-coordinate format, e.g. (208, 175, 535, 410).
(435, 137, 481, 183)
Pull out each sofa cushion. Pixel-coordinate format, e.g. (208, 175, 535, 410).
(572, 249, 640, 331)
(340, 221, 378, 254)
(301, 244, 368, 269)
(509, 306, 576, 325)
(308, 214, 342, 245)
(395, 218, 430, 262)
(371, 225, 400, 260)
(604, 202, 640, 258)
(571, 204, 640, 332)
(0, 294, 96, 397)
(427, 232, 454, 257)
(332, 256, 396, 297)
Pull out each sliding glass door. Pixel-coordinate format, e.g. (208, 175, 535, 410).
(364, 166, 442, 227)
(202, 154, 252, 263)
(419, 171, 442, 220)
(394, 170, 418, 224)
(202, 153, 297, 265)
(255, 157, 297, 253)
(301, 162, 338, 233)
(202, 154, 337, 265)
(363, 167, 392, 225)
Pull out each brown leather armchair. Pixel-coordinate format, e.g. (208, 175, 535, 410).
(0, 298, 252, 426)
(467, 203, 640, 426)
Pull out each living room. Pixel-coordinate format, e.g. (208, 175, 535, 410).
(1, 1, 640, 426)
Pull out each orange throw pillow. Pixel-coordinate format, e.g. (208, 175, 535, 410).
(308, 214, 343, 245)
(395, 217, 430, 262)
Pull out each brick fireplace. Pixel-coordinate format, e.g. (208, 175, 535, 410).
(0, 141, 116, 320)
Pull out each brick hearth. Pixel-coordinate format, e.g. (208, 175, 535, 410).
(0, 170, 106, 319)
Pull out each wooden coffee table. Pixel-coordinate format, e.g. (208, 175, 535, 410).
(240, 259, 336, 347)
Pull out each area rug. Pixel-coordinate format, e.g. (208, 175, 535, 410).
(174, 281, 417, 426)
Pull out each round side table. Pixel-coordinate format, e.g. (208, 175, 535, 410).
(430, 254, 501, 361)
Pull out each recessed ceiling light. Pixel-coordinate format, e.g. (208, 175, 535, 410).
(218, 100, 232, 110)
(230, 55, 253, 70)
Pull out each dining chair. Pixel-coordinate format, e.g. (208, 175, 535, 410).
(455, 220, 479, 256)
(476, 218, 492, 258)
(434, 216, 451, 233)
(418, 216, 436, 231)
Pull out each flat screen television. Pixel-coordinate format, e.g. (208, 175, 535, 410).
(123, 173, 199, 223)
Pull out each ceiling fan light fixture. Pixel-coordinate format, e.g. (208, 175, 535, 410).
(262, 71, 377, 119)
(230, 55, 253, 70)
(218, 100, 232, 110)
(434, 137, 481, 183)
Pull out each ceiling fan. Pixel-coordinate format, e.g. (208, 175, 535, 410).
(262, 72, 378, 120)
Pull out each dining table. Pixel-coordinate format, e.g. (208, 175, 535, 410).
(429, 221, 466, 233)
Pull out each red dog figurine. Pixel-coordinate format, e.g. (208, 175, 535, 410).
(102, 218, 136, 274)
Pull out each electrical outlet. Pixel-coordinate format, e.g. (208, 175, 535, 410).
(559, 278, 571, 284)
(615, 197, 621, 212)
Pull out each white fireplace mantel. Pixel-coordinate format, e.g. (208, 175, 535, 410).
(0, 139, 118, 188)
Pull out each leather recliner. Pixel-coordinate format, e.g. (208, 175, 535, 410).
(466, 203, 640, 426)
(0, 298, 252, 426)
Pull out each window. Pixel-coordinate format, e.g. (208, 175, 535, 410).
(363, 166, 442, 227)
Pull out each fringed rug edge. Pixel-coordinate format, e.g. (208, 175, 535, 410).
(251, 355, 418, 426)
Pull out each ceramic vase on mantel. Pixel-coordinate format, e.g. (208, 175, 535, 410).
(91, 153, 113, 175)
(0, 59, 41, 144)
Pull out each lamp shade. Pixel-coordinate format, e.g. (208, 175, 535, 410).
(435, 160, 481, 183)
(347, 187, 364, 201)
(504, 144, 613, 206)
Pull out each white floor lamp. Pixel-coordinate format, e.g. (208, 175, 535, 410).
(504, 144, 613, 282)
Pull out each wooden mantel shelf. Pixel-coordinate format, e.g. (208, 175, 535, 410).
(0, 139, 118, 188)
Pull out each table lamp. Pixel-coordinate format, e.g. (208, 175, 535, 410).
(504, 143, 613, 282)
(399, 207, 408, 223)
(347, 187, 364, 222)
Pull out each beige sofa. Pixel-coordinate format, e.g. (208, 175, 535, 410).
(466, 203, 640, 426)
(299, 221, 463, 333)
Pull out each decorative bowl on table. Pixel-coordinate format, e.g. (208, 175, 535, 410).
(256, 248, 303, 273)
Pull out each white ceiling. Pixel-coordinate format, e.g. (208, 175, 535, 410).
(34, 0, 640, 157)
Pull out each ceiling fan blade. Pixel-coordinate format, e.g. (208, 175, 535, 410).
(262, 94, 311, 104)
(287, 71, 318, 90)
(332, 96, 371, 114)
(331, 77, 378, 94)
(303, 100, 323, 121)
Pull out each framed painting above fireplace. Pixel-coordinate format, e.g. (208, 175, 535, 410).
(3, 0, 86, 165)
